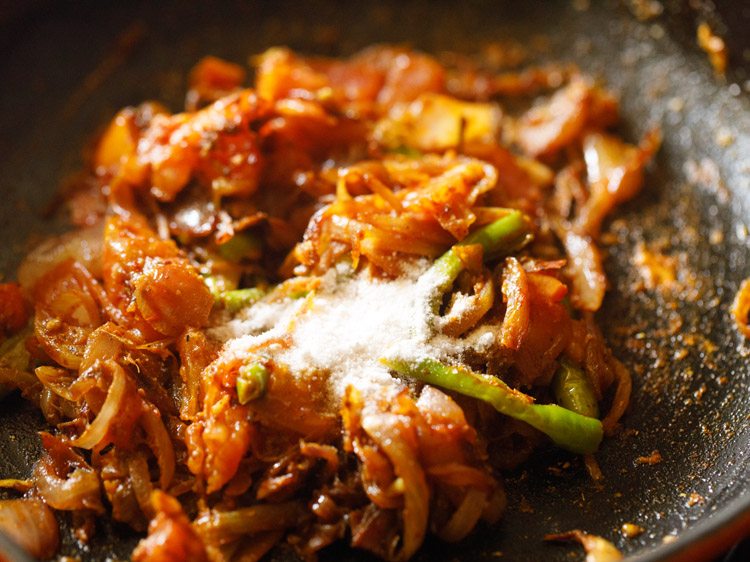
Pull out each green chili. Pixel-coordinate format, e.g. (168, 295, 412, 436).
(552, 359, 599, 418)
(383, 357, 602, 455)
(218, 232, 262, 263)
(422, 211, 532, 310)
(203, 272, 241, 296)
(391, 145, 423, 158)
(236, 363, 269, 404)
(218, 287, 266, 313)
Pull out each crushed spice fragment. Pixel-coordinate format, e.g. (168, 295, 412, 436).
(686, 492, 705, 507)
(635, 450, 663, 465)
(633, 243, 677, 291)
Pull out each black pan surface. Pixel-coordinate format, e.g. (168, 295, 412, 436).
(1, 1, 749, 561)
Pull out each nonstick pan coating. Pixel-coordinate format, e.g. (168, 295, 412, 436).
(1, 1, 749, 561)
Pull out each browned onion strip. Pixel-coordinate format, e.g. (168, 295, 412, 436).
(177, 330, 213, 421)
(481, 484, 507, 524)
(17, 224, 104, 294)
(35, 366, 76, 401)
(732, 278, 750, 339)
(0, 479, 32, 492)
(601, 357, 632, 435)
(33, 261, 104, 370)
(500, 257, 530, 350)
(361, 412, 429, 562)
(438, 488, 487, 543)
(439, 271, 495, 337)
(415, 160, 498, 239)
(425, 463, 494, 491)
(34, 464, 102, 512)
(561, 230, 606, 312)
(299, 441, 340, 473)
(128, 453, 156, 519)
(514, 78, 588, 157)
(193, 502, 306, 545)
(73, 362, 129, 449)
(0, 367, 39, 398)
(341, 168, 403, 212)
(584, 454, 604, 482)
(34, 434, 104, 513)
(140, 400, 176, 488)
(545, 530, 622, 562)
(577, 128, 661, 237)
(364, 173, 404, 212)
(79, 325, 125, 374)
(0, 498, 60, 559)
(232, 531, 285, 562)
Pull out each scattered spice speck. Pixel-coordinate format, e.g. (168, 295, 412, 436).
(687, 492, 705, 507)
(635, 450, 663, 465)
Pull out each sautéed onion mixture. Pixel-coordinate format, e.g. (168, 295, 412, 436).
(0, 46, 662, 561)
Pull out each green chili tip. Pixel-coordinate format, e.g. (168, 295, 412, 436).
(553, 359, 600, 419)
(236, 363, 269, 404)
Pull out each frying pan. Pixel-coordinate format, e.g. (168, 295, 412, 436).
(1, 1, 749, 561)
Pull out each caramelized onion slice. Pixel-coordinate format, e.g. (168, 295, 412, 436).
(577, 128, 660, 237)
(73, 361, 129, 449)
(437, 487, 487, 543)
(500, 257, 530, 350)
(439, 270, 495, 337)
(18, 224, 104, 294)
(732, 278, 750, 339)
(140, 400, 176, 488)
(193, 502, 306, 546)
(373, 93, 501, 152)
(545, 530, 622, 562)
(361, 412, 429, 562)
(34, 433, 104, 513)
(561, 230, 606, 312)
(515, 78, 589, 157)
(0, 498, 60, 559)
(33, 260, 105, 370)
(134, 259, 214, 336)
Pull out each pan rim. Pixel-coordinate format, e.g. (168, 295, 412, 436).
(627, 495, 750, 562)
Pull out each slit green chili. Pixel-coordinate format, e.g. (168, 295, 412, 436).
(383, 357, 603, 455)
(236, 363, 269, 404)
(421, 211, 532, 311)
(552, 359, 599, 418)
